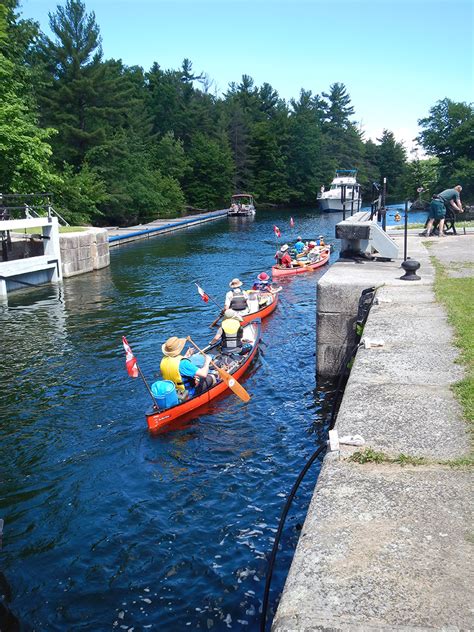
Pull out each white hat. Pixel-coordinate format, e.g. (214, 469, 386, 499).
(281, 244, 289, 252)
(224, 309, 243, 322)
(229, 278, 243, 288)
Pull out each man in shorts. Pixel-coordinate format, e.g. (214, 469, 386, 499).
(420, 185, 463, 237)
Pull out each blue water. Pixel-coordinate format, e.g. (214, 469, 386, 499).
(0, 206, 420, 631)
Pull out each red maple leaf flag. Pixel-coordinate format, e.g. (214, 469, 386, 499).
(122, 336, 139, 378)
(196, 283, 210, 303)
(273, 225, 281, 238)
(290, 217, 294, 228)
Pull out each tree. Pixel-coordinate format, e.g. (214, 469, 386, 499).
(376, 130, 407, 199)
(183, 133, 234, 209)
(417, 98, 474, 199)
(0, 1, 58, 193)
(36, 0, 106, 165)
(286, 90, 325, 203)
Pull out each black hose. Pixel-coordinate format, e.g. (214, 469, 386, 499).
(260, 443, 327, 632)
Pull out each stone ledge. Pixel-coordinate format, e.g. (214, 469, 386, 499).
(272, 458, 473, 632)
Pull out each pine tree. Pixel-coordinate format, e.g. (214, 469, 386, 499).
(36, 0, 107, 166)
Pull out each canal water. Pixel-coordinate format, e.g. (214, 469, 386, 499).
(0, 205, 421, 631)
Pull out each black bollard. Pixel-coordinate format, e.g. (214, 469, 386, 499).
(400, 259, 421, 281)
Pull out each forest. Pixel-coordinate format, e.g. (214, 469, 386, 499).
(1, 0, 473, 226)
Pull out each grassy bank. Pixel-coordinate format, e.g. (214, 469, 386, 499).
(12, 226, 88, 234)
(431, 257, 474, 444)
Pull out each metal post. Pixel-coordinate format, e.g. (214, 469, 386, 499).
(403, 199, 408, 262)
(381, 177, 387, 232)
(351, 185, 355, 216)
(341, 184, 346, 221)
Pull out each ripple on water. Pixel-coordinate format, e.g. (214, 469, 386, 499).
(1, 208, 335, 630)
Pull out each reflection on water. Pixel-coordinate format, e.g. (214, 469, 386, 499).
(1, 208, 344, 630)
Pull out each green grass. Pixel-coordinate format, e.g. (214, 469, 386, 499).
(12, 225, 88, 234)
(431, 257, 474, 432)
(349, 449, 471, 468)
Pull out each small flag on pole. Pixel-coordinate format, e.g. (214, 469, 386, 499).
(195, 283, 210, 303)
(273, 225, 281, 238)
(290, 217, 294, 228)
(122, 336, 138, 378)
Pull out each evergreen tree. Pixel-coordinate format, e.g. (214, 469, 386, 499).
(376, 129, 407, 199)
(36, 0, 105, 165)
(286, 90, 325, 204)
(321, 83, 364, 177)
(183, 132, 234, 209)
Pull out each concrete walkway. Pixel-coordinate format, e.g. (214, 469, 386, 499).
(273, 234, 473, 631)
(105, 208, 228, 246)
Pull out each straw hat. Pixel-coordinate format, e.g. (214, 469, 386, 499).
(224, 308, 243, 322)
(229, 278, 243, 288)
(281, 244, 289, 252)
(162, 336, 186, 357)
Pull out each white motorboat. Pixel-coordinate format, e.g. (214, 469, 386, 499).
(228, 193, 256, 217)
(318, 170, 362, 212)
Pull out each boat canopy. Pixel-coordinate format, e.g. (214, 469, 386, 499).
(231, 193, 254, 202)
(335, 169, 357, 176)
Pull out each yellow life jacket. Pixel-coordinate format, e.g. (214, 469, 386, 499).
(160, 354, 185, 391)
(222, 318, 242, 350)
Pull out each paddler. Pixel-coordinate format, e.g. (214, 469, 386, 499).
(275, 244, 292, 268)
(294, 236, 306, 256)
(160, 336, 216, 399)
(210, 309, 247, 354)
(225, 278, 249, 312)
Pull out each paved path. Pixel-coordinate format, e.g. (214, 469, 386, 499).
(273, 233, 473, 632)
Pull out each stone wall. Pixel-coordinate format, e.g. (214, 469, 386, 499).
(60, 228, 110, 278)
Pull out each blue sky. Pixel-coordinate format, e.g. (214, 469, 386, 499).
(21, 0, 473, 153)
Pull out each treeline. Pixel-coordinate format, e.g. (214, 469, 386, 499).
(1, 0, 473, 225)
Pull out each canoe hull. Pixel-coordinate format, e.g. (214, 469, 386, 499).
(146, 321, 261, 433)
(272, 248, 330, 277)
(241, 291, 279, 324)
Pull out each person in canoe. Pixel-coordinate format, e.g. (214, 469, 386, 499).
(253, 271, 271, 291)
(225, 278, 249, 312)
(251, 272, 275, 307)
(275, 244, 293, 268)
(293, 236, 306, 256)
(160, 336, 216, 400)
(210, 309, 250, 354)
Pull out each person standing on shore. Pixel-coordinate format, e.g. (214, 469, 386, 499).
(420, 185, 463, 237)
(437, 185, 464, 215)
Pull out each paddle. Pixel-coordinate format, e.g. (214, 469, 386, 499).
(209, 308, 225, 329)
(186, 336, 251, 403)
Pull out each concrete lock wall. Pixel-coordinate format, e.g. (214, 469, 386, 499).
(60, 228, 110, 278)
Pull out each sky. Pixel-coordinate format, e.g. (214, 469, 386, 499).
(20, 0, 474, 154)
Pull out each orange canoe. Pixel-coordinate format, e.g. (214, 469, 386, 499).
(146, 320, 261, 434)
(240, 290, 279, 324)
(272, 247, 331, 278)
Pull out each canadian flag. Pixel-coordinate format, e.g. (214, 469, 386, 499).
(122, 336, 139, 378)
(196, 283, 210, 303)
(273, 225, 281, 238)
(290, 217, 294, 228)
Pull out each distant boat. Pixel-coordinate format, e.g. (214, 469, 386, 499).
(228, 193, 256, 217)
(318, 170, 362, 212)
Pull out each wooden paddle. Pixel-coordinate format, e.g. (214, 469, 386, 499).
(186, 336, 251, 403)
(209, 308, 225, 329)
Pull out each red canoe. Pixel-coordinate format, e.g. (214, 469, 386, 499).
(146, 320, 261, 434)
(272, 247, 331, 278)
(240, 290, 279, 324)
